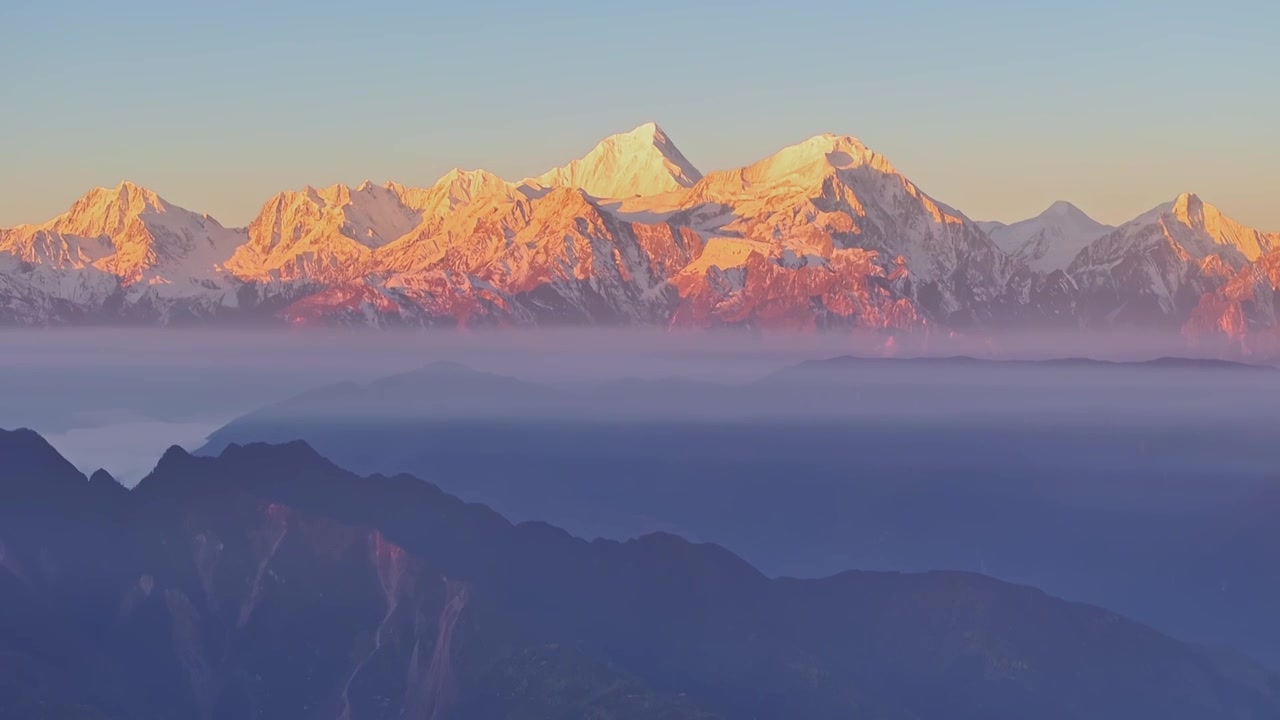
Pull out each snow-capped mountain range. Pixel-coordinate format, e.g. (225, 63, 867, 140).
(983, 201, 1114, 273)
(2, 123, 1277, 345)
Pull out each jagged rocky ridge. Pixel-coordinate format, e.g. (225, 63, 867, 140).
(2, 125, 1277, 344)
(3, 427, 1280, 720)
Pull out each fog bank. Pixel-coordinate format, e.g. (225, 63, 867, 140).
(1, 327, 1272, 483)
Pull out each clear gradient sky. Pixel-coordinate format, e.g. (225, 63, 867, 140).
(2, 0, 1277, 230)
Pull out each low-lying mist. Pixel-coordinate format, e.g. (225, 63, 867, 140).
(1, 326, 1272, 484)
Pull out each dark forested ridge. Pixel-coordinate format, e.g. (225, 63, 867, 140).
(2, 428, 1279, 719)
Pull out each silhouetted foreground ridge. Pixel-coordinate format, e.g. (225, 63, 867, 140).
(2, 428, 1279, 719)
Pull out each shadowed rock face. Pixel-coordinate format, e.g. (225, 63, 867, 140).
(2, 429, 1280, 720)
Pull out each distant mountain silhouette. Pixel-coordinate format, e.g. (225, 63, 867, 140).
(784, 354, 1273, 373)
(3, 429, 1279, 719)
(200, 358, 1280, 667)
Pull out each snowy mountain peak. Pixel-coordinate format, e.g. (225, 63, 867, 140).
(1164, 193, 1271, 261)
(988, 201, 1113, 273)
(1073, 193, 1275, 281)
(727, 133, 897, 188)
(228, 182, 425, 280)
(1132, 193, 1205, 226)
(622, 121, 663, 140)
(61, 181, 173, 232)
(528, 122, 703, 199)
(682, 133, 898, 209)
(42, 182, 237, 251)
(1043, 200, 1087, 218)
(0, 181, 244, 287)
(267, 182, 414, 219)
(605, 121, 680, 153)
(382, 180, 422, 203)
(103, 180, 165, 206)
(381, 170, 512, 217)
(433, 167, 509, 191)
(783, 133, 872, 167)
(1171, 192, 1204, 224)
(312, 183, 361, 208)
(676, 131, 1012, 295)
(810, 132, 872, 154)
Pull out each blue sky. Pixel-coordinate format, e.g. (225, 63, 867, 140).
(2, 0, 1277, 229)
